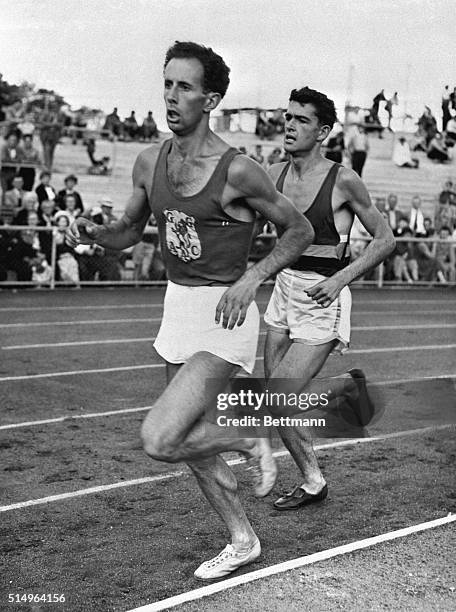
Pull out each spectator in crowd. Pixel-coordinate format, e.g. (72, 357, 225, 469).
(38, 107, 63, 170)
(30, 250, 52, 287)
(1, 132, 24, 197)
(77, 199, 121, 281)
(250, 144, 264, 166)
(86, 138, 111, 175)
(324, 126, 345, 163)
(8, 210, 41, 281)
(53, 213, 80, 285)
(439, 180, 456, 204)
(5, 100, 24, 137)
(427, 133, 450, 163)
(442, 85, 451, 131)
(124, 111, 139, 140)
(433, 226, 455, 282)
(131, 215, 162, 281)
(413, 235, 446, 282)
(385, 193, 401, 231)
(347, 124, 369, 176)
(385, 92, 398, 130)
(103, 107, 123, 139)
(435, 197, 456, 233)
(371, 89, 386, 123)
(37, 199, 56, 263)
(392, 136, 419, 168)
(393, 227, 416, 283)
(60, 193, 81, 224)
(142, 111, 159, 141)
(18, 113, 35, 138)
(35, 170, 57, 205)
(408, 195, 426, 235)
(13, 191, 39, 225)
(56, 174, 84, 213)
(418, 106, 438, 147)
(19, 134, 42, 190)
(445, 115, 456, 147)
(2, 176, 26, 224)
(423, 217, 435, 237)
(267, 147, 284, 167)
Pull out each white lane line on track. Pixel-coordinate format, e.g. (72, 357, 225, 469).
(1, 311, 454, 330)
(1, 345, 455, 382)
(0, 304, 164, 312)
(1, 424, 453, 513)
(128, 514, 456, 612)
(1, 374, 454, 431)
(0, 299, 453, 313)
(0, 317, 162, 329)
(3, 323, 456, 350)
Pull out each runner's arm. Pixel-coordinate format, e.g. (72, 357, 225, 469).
(66, 153, 151, 250)
(216, 156, 314, 328)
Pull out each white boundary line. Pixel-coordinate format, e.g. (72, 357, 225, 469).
(128, 514, 456, 612)
(1, 344, 455, 382)
(1, 374, 454, 431)
(3, 324, 456, 350)
(1, 310, 454, 329)
(0, 299, 452, 313)
(1, 424, 453, 513)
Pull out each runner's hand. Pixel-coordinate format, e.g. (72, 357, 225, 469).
(305, 276, 345, 308)
(66, 218, 101, 247)
(215, 278, 260, 329)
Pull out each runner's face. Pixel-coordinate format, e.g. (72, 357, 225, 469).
(164, 58, 209, 134)
(283, 102, 326, 153)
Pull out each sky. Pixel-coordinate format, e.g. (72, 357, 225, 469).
(1, 0, 455, 130)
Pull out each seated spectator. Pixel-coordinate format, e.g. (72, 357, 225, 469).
(142, 111, 159, 141)
(53, 213, 80, 285)
(439, 180, 456, 204)
(31, 250, 52, 287)
(435, 200, 456, 233)
(19, 134, 42, 190)
(427, 133, 450, 163)
(250, 145, 264, 166)
(1, 133, 24, 198)
(393, 227, 416, 283)
(267, 147, 284, 167)
(17, 113, 35, 138)
(385, 193, 401, 231)
(76, 201, 121, 281)
(103, 107, 123, 139)
(433, 226, 455, 282)
(2, 176, 27, 224)
(423, 217, 435, 237)
(13, 191, 39, 225)
(35, 170, 57, 205)
(414, 236, 444, 282)
(392, 137, 419, 168)
(445, 116, 456, 147)
(124, 111, 139, 140)
(59, 194, 80, 224)
(86, 139, 111, 175)
(7, 211, 41, 281)
(37, 199, 56, 263)
(56, 174, 84, 213)
(408, 195, 426, 235)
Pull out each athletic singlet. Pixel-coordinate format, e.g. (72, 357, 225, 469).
(276, 162, 350, 277)
(150, 139, 255, 286)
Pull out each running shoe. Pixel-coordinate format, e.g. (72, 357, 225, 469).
(245, 438, 277, 497)
(194, 538, 261, 580)
(274, 484, 328, 510)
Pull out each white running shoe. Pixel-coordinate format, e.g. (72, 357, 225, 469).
(245, 438, 278, 497)
(194, 539, 261, 580)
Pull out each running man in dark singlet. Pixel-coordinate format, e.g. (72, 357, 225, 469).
(66, 43, 314, 579)
(263, 87, 395, 510)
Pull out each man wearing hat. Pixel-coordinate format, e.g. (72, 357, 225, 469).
(98, 195, 117, 224)
(56, 174, 84, 213)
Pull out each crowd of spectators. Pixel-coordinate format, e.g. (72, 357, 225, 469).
(102, 108, 159, 142)
(358, 185, 456, 284)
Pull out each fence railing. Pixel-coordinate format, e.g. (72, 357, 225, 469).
(0, 225, 454, 288)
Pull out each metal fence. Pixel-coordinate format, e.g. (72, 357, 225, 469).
(0, 226, 455, 288)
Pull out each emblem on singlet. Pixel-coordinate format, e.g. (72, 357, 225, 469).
(163, 209, 202, 262)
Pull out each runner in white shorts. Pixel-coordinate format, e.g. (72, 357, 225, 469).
(263, 87, 394, 511)
(67, 43, 314, 579)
